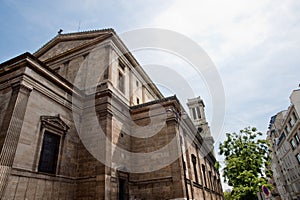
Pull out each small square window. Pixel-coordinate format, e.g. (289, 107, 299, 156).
(296, 154, 300, 164)
(136, 97, 140, 104)
(285, 126, 290, 134)
(295, 134, 300, 145)
(289, 118, 295, 127)
(290, 139, 296, 150)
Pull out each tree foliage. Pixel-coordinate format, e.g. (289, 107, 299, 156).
(219, 127, 272, 200)
(224, 190, 234, 200)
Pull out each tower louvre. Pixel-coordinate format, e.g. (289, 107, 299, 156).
(187, 96, 215, 150)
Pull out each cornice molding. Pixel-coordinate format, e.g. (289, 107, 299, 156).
(41, 115, 70, 133)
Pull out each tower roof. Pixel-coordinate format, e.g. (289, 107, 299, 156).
(186, 96, 205, 107)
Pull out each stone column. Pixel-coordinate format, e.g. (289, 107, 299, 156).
(0, 82, 32, 197)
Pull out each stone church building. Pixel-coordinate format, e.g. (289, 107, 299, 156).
(0, 29, 223, 199)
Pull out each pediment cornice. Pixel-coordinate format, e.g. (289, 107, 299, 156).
(41, 115, 69, 132)
(34, 28, 115, 60)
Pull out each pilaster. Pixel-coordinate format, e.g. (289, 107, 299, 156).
(0, 82, 32, 197)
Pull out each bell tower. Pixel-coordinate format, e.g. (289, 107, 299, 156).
(187, 96, 214, 150)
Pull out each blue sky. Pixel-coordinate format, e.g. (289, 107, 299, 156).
(1, 0, 300, 189)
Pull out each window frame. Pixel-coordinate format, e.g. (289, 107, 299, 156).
(35, 116, 69, 175)
(118, 71, 125, 94)
(293, 112, 298, 121)
(192, 108, 197, 120)
(295, 133, 300, 145)
(290, 139, 296, 150)
(201, 164, 207, 187)
(285, 126, 290, 134)
(118, 59, 126, 71)
(38, 130, 61, 174)
(289, 118, 295, 127)
(191, 154, 198, 183)
(196, 107, 201, 119)
(296, 153, 300, 165)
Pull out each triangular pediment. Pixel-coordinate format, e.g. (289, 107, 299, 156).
(41, 115, 69, 132)
(34, 29, 115, 62)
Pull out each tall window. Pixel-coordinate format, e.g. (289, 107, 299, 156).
(208, 171, 213, 189)
(38, 115, 69, 174)
(196, 107, 201, 119)
(38, 131, 61, 174)
(202, 164, 207, 187)
(213, 176, 217, 191)
(119, 179, 127, 200)
(192, 108, 196, 120)
(118, 71, 125, 93)
(192, 107, 201, 119)
(191, 154, 198, 183)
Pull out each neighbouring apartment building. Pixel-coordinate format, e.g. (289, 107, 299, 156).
(0, 29, 223, 199)
(267, 88, 300, 200)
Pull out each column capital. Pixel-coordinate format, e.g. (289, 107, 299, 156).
(11, 81, 33, 95)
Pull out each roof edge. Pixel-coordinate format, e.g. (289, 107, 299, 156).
(34, 28, 116, 58)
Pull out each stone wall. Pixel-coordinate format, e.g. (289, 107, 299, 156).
(0, 31, 224, 199)
(2, 170, 75, 199)
(127, 101, 186, 199)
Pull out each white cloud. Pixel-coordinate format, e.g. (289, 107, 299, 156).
(141, 0, 300, 190)
(149, 0, 300, 65)
(2, 0, 300, 191)
(146, 0, 300, 128)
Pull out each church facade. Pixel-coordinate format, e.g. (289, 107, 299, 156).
(0, 29, 223, 199)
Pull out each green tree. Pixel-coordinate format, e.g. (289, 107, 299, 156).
(224, 190, 234, 200)
(219, 127, 272, 200)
